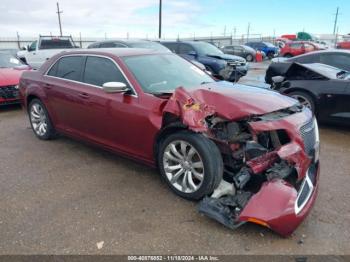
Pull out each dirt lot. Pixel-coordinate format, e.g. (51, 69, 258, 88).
(1, 72, 350, 254)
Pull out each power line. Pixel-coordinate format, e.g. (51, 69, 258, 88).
(56, 2, 63, 36)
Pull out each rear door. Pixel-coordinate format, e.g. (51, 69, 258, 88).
(44, 55, 86, 132)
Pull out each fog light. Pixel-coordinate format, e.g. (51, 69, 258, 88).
(247, 218, 270, 228)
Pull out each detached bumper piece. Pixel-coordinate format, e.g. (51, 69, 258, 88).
(198, 192, 252, 229)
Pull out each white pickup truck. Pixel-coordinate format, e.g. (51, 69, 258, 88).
(17, 36, 79, 69)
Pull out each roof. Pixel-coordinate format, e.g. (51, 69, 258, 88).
(89, 39, 151, 45)
(56, 48, 166, 58)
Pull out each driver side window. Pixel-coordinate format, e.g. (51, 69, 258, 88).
(28, 41, 37, 52)
(178, 44, 195, 54)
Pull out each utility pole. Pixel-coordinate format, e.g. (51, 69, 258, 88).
(158, 0, 162, 39)
(56, 2, 63, 36)
(333, 7, 339, 35)
(223, 25, 226, 36)
(233, 27, 237, 39)
(247, 22, 250, 42)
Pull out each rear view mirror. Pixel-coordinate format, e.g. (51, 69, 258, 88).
(271, 76, 285, 84)
(102, 82, 129, 93)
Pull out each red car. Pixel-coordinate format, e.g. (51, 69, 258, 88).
(0, 53, 31, 105)
(280, 41, 316, 57)
(336, 41, 350, 50)
(19, 49, 320, 236)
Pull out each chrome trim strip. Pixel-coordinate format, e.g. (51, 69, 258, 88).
(294, 168, 314, 215)
(44, 53, 138, 97)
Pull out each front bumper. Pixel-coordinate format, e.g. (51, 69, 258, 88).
(198, 108, 320, 236)
(0, 85, 20, 105)
(238, 161, 319, 236)
(219, 64, 248, 82)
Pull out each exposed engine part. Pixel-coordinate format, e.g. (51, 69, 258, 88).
(233, 168, 251, 189)
(198, 192, 252, 229)
(211, 180, 236, 199)
(206, 118, 251, 143)
(266, 161, 293, 181)
(246, 151, 279, 174)
(244, 141, 268, 160)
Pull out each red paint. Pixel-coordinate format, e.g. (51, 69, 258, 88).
(20, 50, 318, 236)
(336, 41, 350, 50)
(0, 66, 31, 104)
(280, 41, 316, 57)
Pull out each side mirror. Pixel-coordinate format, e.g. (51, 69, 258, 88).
(21, 46, 27, 51)
(188, 51, 197, 57)
(271, 76, 285, 84)
(102, 82, 129, 93)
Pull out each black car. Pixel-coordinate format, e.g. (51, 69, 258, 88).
(266, 50, 350, 84)
(87, 39, 171, 52)
(221, 45, 256, 62)
(271, 62, 350, 125)
(160, 41, 248, 82)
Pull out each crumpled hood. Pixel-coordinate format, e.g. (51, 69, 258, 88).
(0, 67, 28, 86)
(163, 81, 297, 131)
(207, 53, 245, 62)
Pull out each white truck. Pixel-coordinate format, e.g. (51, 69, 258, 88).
(17, 35, 79, 69)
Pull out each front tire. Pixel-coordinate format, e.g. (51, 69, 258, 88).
(28, 99, 56, 140)
(158, 131, 223, 200)
(288, 91, 316, 114)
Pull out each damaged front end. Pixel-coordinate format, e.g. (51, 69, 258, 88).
(198, 106, 320, 236)
(163, 85, 320, 236)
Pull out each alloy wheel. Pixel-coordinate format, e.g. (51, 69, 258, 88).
(163, 140, 204, 193)
(30, 103, 48, 136)
(291, 94, 312, 110)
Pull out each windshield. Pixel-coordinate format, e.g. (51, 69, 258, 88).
(0, 53, 23, 68)
(128, 42, 170, 52)
(122, 54, 215, 94)
(191, 42, 223, 56)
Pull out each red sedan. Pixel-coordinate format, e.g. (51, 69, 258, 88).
(280, 41, 316, 57)
(337, 41, 350, 50)
(19, 49, 320, 236)
(0, 53, 31, 105)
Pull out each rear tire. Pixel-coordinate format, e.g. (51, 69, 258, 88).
(28, 99, 56, 140)
(246, 54, 254, 62)
(158, 130, 223, 200)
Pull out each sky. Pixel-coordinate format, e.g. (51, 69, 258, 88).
(0, 0, 349, 39)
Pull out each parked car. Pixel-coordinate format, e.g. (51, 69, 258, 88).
(160, 41, 248, 82)
(336, 41, 350, 50)
(221, 45, 256, 62)
(0, 53, 31, 105)
(87, 39, 171, 52)
(245, 41, 279, 59)
(88, 39, 208, 71)
(266, 50, 350, 84)
(20, 49, 320, 236)
(17, 35, 79, 69)
(271, 63, 350, 125)
(280, 41, 316, 58)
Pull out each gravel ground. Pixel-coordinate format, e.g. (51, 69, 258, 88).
(0, 76, 350, 255)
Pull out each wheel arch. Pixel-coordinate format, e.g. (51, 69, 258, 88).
(153, 112, 188, 164)
(283, 87, 319, 114)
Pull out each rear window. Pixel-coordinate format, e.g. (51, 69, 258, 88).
(47, 56, 84, 81)
(40, 39, 75, 49)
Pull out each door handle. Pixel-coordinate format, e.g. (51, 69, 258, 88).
(44, 83, 53, 89)
(78, 92, 90, 99)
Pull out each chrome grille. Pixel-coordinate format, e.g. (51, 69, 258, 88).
(0, 85, 19, 99)
(300, 118, 316, 157)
